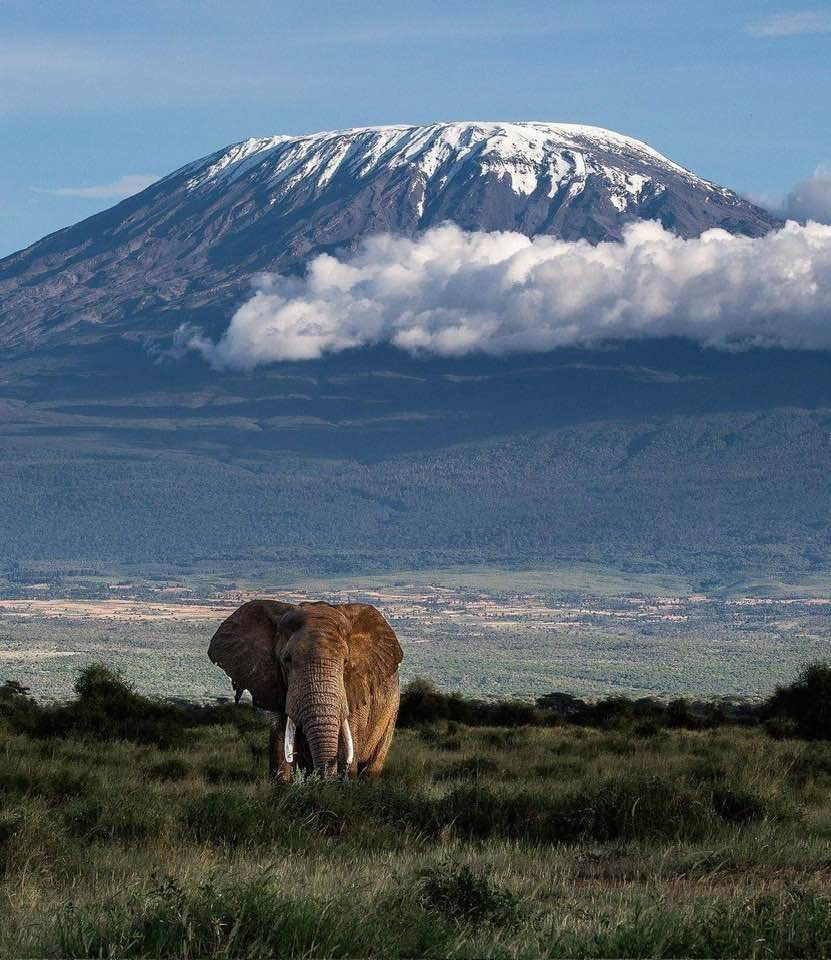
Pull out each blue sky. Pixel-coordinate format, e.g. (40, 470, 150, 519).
(1, 0, 829, 258)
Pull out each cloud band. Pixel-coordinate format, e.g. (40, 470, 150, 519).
(184, 220, 831, 368)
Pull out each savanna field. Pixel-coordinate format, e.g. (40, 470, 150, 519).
(3, 667, 831, 958)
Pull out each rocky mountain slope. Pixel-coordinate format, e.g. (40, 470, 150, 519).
(0, 122, 778, 352)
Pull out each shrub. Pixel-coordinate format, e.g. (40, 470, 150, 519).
(0, 680, 41, 735)
(535, 691, 587, 718)
(633, 719, 662, 737)
(58, 876, 332, 958)
(398, 677, 453, 726)
(0, 761, 96, 802)
(432, 773, 783, 845)
(399, 677, 541, 728)
(417, 862, 522, 927)
(0, 808, 22, 877)
(0, 800, 77, 880)
(711, 784, 775, 824)
(33, 664, 186, 748)
(766, 662, 831, 739)
(272, 779, 436, 843)
(13, 665, 269, 749)
(62, 797, 106, 839)
(786, 742, 831, 784)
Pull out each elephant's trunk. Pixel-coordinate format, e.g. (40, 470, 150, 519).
(288, 658, 347, 777)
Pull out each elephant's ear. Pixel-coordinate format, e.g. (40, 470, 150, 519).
(340, 604, 403, 710)
(208, 599, 294, 711)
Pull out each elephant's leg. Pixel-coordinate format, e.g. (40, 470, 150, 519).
(269, 718, 293, 782)
(358, 712, 397, 780)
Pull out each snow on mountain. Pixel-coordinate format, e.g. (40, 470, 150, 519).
(186, 122, 711, 206)
(0, 122, 779, 351)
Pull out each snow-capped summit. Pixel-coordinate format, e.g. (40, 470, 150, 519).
(0, 121, 778, 350)
(185, 121, 707, 204)
(180, 121, 739, 229)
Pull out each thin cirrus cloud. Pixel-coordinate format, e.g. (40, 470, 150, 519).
(182, 219, 831, 369)
(746, 10, 831, 36)
(32, 173, 159, 199)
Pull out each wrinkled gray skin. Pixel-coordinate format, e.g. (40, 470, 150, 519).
(281, 606, 348, 777)
(209, 599, 402, 779)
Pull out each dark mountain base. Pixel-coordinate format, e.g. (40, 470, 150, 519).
(2, 339, 830, 586)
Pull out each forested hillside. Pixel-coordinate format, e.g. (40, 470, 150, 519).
(2, 406, 828, 584)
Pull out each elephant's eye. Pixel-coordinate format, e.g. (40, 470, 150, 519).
(282, 652, 292, 664)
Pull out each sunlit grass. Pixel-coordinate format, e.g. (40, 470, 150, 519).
(4, 705, 831, 957)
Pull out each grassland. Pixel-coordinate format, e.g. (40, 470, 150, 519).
(4, 569, 831, 702)
(4, 677, 831, 957)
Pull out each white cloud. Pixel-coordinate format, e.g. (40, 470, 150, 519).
(784, 166, 831, 224)
(183, 220, 831, 368)
(32, 173, 159, 200)
(747, 10, 831, 36)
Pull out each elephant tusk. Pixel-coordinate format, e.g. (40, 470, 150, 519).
(284, 716, 296, 764)
(342, 716, 354, 766)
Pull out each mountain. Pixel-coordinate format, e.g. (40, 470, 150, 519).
(2, 121, 825, 589)
(0, 122, 777, 352)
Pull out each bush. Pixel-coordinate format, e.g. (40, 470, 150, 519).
(6, 667, 762, 749)
(0, 680, 40, 735)
(765, 662, 831, 739)
(17, 664, 269, 748)
(399, 677, 542, 728)
(417, 862, 522, 927)
(62, 797, 106, 839)
(0, 800, 78, 880)
(0, 762, 96, 802)
(398, 678, 453, 725)
(431, 773, 783, 845)
(0, 808, 22, 877)
(33, 664, 186, 748)
(711, 784, 776, 824)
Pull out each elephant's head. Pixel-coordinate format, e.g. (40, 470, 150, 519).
(208, 599, 402, 776)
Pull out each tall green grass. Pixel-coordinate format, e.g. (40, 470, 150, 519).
(3, 666, 831, 956)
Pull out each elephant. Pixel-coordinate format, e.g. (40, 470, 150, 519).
(208, 599, 403, 779)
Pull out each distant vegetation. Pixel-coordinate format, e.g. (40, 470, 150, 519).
(3, 405, 831, 586)
(399, 677, 760, 731)
(400, 666, 831, 738)
(4, 664, 831, 955)
(3, 662, 831, 747)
